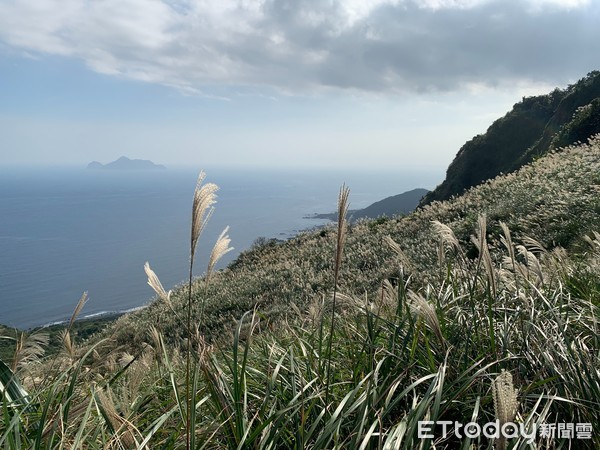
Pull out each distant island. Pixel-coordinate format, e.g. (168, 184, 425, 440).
(87, 156, 166, 171)
(310, 188, 429, 222)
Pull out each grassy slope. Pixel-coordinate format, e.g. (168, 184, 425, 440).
(105, 136, 600, 351)
(4, 137, 600, 448)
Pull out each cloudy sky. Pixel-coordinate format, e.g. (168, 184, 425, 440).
(0, 0, 598, 169)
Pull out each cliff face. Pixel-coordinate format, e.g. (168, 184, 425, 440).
(421, 71, 600, 206)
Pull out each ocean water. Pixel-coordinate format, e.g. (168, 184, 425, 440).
(0, 166, 442, 329)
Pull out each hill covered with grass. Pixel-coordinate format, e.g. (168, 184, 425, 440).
(107, 136, 600, 351)
(2, 137, 600, 448)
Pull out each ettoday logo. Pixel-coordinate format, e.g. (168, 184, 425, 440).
(418, 421, 593, 442)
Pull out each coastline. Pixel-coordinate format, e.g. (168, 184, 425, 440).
(0, 313, 124, 363)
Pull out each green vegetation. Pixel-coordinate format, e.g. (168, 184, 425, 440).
(550, 98, 600, 151)
(0, 326, 16, 365)
(2, 137, 600, 448)
(422, 70, 600, 205)
(0, 316, 118, 367)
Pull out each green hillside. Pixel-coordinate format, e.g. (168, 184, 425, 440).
(2, 138, 600, 448)
(107, 137, 600, 350)
(421, 71, 600, 205)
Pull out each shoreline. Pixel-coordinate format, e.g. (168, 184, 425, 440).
(0, 313, 127, 363)
(40, 305, 147, 329)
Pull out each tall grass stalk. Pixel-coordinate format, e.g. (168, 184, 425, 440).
(325, 184, 349, 407)
(186, 171, 217, 450)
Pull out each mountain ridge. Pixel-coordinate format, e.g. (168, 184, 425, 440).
(87, 156, 166, 170)
(311, 188, 429, 222)
(420, 70, 600, 206)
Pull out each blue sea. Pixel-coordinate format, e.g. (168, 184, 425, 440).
(0, 166, 442, 329)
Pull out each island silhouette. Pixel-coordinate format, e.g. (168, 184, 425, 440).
(87, 156, 166, 170)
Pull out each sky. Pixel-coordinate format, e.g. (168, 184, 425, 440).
(0, 0, 599, 170)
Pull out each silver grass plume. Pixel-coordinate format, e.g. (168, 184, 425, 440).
(144, 262, 171, 303)
(499, 222, 515, 262)
(68, 292, 88, 329)
(206, 226, 234, 284)
(119, 352, 135, 367)
(57, 292, 88, 363)
(516, 245, 544, 285)
(198, 226, 234, 349)
(431, 220, 460, 252)
(96, 388, 138, 448)
(11, 331, 49, 372)
(471, 215, 496, 297)
(492, 369, 518, 423)
(407, 290, 445, 348)
(334, 291, 366, 311)
(335, 184, 350, 277)
(523, 236, 547, 284)
(432, 220, 464, 274)
(522, 236, 547, 255)
(148, 325, 163, 355)
(584, 230, 600, 252)
(499, 222, 519, 286)
(193, 328, 212, 362)
(492, 369, 518, 450)
(190, 171, 218, 266)
(60, 329, 75, 360)
(96, 389, 120, 431)
(380, 279, 398, 311)
(307, 295, 325, 325)
(384, 235, 412, 271)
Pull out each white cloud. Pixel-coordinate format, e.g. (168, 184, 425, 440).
(0, 0, 597, 94)
(530, 0, 590, 8)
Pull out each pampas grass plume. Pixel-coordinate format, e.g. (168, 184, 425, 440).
(206, 226, 234, 284)
(190, 171, 218, 265)
(144, 262, 171, 303)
